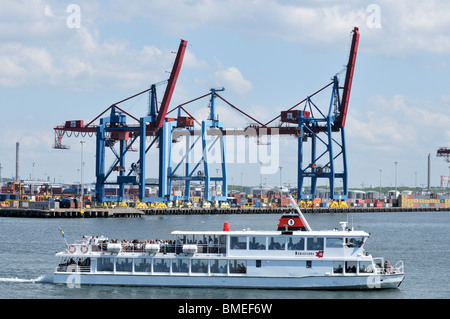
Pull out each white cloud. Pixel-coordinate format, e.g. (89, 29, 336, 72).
(2, 0, 449, 91)
(0, 43, 55, 87)
(0, 28, 182, 90)
(1, 0, 449, 187)
(347, 94, 450, 156)
(100, 0, 450, 56)
(183, 49, 208, 69)
(0, 1, 208, 91)
(213, 66, 252, 95)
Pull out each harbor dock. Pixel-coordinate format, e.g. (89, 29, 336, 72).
(0, 207, 144, 218)
(0, 205, 448, 218)
(141, 206, 450, 215)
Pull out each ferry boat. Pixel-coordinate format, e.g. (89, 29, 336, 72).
(54, 206, 404, 289)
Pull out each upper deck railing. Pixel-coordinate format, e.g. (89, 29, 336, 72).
(373, 258, 404, 275)
(63, 241, 226, 255)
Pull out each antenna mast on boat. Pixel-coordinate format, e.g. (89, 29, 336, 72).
(288, 195, 312, 231)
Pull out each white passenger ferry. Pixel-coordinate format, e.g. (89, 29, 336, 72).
(54, 208, 404, 289)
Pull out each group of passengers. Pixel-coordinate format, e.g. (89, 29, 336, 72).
(382, 260, 395, 274)
(187, 238, 222, 253)
(58, 257, 91, 272)
(120, 239, 176, 253)
(82, 235, 109, 251)
(81, 235, 225, 254)
(81, 235, 176, 253)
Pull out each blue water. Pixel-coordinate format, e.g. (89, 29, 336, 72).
(0, 212, 448, 299)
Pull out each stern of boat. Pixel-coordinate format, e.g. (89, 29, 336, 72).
(370, 258, 404, 289)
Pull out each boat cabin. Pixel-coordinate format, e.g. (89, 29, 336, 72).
(56, 215, 372, 278)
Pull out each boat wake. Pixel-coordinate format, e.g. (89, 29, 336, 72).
(0, 275, 53, 284)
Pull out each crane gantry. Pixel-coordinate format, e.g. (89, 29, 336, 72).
(53, 27, 360, 203)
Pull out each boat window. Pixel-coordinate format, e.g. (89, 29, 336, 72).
(176, 235, 187, 245)
(359, 261, 374, 273)
(287, 237, 304, 250)
(97, 257, 114, 272)
(57, 257, 90, 272)
(175, 236, 186, 254)
(218, 235, 227, 254)
(205, 235, 220, 253)
(306, 237, 324, 250)
(326, 238, 344, 248)
(153, 258, 170, 273)
(210, 259, 228, 274)
(256, 260, 262, 268)
(229, 259, 247, 274)
(346, 237, 364, 248)
(56, 257, 70, 272)
(172, 259, 189, 273)
(333, 261, 344, 273)
(134, 258, 151, 272)
(186, 235, 197, 244)
(116, 258, 133, 272)
(194, 235, 207, 252)
(345, 261, 357, 273)
(268, 236, 286, 250)
(249, 236, 266, 250)
(230, 236, 247, 250)
(191, 259, 208, 273)
(306, 261, 312, 268)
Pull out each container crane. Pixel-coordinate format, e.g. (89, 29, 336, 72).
(54, 27, 360, 205)
(171, 27, 360, 202)
(437, 147, 450, 188)
(281, 27, 359, 201)
(53, 40, 187, 203)
(437, 147, 450, 163)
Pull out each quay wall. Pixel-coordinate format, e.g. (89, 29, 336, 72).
(141, 206, 450, 216)
(0, 206, 448, 218)
(0, 208, 144, 218)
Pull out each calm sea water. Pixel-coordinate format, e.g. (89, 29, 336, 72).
(0, 211, 448, 299)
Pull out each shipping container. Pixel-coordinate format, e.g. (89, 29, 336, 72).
(111, 131, 129, 141)
(177, 116, 194, 127)
(65, 120, 84, 128)
(280, 110, 311, 123)
(28, 201, 60, 209)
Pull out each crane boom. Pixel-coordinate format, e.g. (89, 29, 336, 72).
(437, 147, 450, 163)
(155, 39, 188, 128)
(337, 27, 359, 128)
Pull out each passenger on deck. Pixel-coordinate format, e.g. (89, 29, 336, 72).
(384, 260, 391, 274)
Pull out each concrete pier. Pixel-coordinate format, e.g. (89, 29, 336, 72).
(141, 206, 449, 215)
(0, 207, 144, 218)
(0, 206, 448, 218)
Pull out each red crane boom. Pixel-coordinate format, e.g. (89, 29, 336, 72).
(154, 39, 187, 128)
(337, 27, 360, 128)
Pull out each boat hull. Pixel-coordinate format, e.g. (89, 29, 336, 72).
(53, 272, 404, 290)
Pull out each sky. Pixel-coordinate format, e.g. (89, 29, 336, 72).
(0, 0, 449, 191)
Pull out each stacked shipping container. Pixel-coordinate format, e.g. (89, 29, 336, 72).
(398, 194, 450, 208)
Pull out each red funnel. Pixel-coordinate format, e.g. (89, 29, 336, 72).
(223, 222, 230, 231)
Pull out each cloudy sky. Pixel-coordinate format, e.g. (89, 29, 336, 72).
(0, 0, 449, 191)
